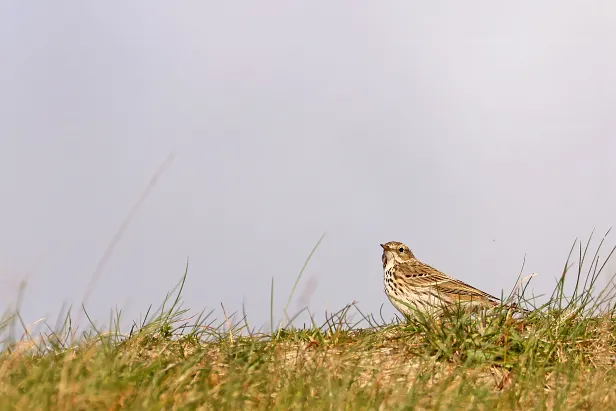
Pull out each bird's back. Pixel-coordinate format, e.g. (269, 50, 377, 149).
(383, 258, 499, 316)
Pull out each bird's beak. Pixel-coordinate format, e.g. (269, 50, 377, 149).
(380, 244, 386, 249)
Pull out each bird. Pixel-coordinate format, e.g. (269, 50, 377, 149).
(381, 241, 501, 318)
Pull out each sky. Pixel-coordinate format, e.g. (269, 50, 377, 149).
(1, 2, 616, 333)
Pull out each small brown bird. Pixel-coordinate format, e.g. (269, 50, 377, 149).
(381, 241, 500, 317)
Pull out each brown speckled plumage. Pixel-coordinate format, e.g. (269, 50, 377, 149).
(381, 241, 499, 317)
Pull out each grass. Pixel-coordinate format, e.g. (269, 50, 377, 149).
(2, 232, 616, 410)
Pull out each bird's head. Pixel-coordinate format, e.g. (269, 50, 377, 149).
(380, 241, 415, 269)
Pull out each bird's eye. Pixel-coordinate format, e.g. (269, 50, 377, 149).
(398, 247, 404, 253)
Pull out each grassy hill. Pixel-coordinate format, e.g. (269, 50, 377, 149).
(1, 236, 616, 409)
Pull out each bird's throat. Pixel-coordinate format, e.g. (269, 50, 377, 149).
(382, 251, 397, 272)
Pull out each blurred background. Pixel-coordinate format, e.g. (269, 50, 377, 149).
(1, 2, 615, 331)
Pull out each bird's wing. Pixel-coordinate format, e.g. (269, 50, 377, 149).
(394, 260, 500, 303)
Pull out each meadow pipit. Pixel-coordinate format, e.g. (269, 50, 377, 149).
(381, 241, 501, 318)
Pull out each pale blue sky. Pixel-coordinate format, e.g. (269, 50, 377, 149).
(1, 2, 616, 331)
